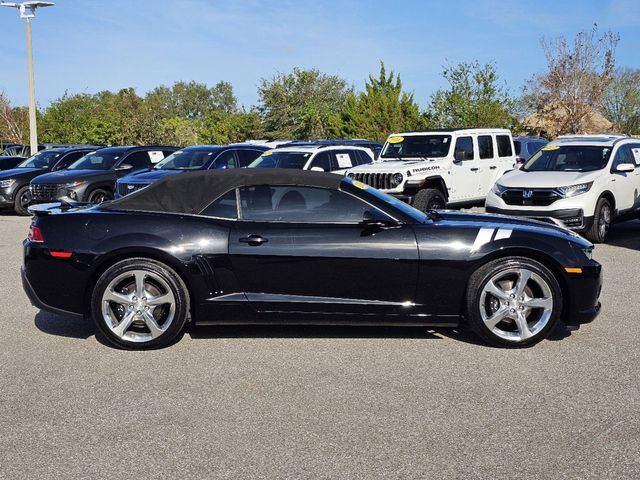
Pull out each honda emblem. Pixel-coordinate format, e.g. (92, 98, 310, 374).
(522, 190, 534, 199)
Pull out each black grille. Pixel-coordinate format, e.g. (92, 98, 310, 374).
(117, 182, 149, 197)
(501, 189, 561, 207)
(349, 172, 394, 190)
(30, 184, 60, 201)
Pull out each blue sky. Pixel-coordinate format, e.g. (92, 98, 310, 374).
(1, 0, 639, 110)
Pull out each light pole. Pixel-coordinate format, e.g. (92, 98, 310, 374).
(1, 1, 54, 156)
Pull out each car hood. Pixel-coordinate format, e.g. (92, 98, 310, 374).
(432, 210, 592, 248)
(31, 169, 115, 184)
(0, 167, 46, 180)
(498, 169, 600, 188)
(120, 169, 182, 183)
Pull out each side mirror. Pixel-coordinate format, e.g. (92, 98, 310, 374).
(115, 163, 133, 172)
(454, 150, 465, 162)
(615, 163, 635, 173)
(310, 166, 325, 172)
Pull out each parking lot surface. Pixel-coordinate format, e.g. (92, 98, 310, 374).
(1, 213, 638, 479)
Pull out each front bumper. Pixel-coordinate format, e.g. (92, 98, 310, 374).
(0, 190, 14, 208)
(564, 260, 602, 326)
(485, 191, 595, 231)
(486, 206, 594, 232)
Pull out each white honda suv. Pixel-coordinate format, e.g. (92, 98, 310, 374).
(486, 135, 640, 243)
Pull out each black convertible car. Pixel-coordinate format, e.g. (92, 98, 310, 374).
(22, 169, 602, 349)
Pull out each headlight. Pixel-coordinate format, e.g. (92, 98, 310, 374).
(391, 173, 403, 187)
(62, 181, 87, 189)
(558, 182, 593, 197)
(492, 183, 507, 195)
(0, 179, 16, 188)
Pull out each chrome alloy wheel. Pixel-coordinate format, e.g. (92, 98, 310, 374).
(479, 268, 553, 343)
(101, 270, 176, 342)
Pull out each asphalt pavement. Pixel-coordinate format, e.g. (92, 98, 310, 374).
(0, 213, 638, 479)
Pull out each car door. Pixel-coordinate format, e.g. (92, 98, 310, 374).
(228, 184, 419, 315)
(450, 136, 479, 201)
(477, 135, 498, 194)
(609, 145, 640, 212)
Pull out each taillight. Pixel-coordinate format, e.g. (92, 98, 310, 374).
(28, 225, 44, 243)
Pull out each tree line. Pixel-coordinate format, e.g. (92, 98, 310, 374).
(1, 26, 638, 148)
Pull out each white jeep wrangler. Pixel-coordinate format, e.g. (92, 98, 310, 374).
(346, 129, 516, 212)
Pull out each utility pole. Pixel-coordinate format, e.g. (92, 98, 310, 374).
(1, 2, 55, 156)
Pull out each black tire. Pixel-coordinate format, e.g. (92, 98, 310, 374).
(412, 188, 446, 212)
(91, 258, 190, 349)
(88, 188, 113, 204)
(464, 256, 562, 348)
(13, 185, 32, 216)
(585, 197, 612, 244)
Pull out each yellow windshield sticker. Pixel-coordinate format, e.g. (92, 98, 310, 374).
(261, 150, 273, 156)
(387, 136, 404, 144)
(542, 145, 560, 151)
(352, 180, 369, 190)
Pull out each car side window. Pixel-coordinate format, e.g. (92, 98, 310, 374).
(54, 151, 86, 170)
(238, 185, 390, 223)
(333, 150, 357, 169)
(454, 136, 474, 161)
(236, 149, 264, 167)
(355, 150, 373, 165)
(496, 135, 513, 157)
(310, 151, 334, 171)
(478, 136, 494, 159)
(612, 146, 634, 169)
(123, 151, 151, 170)
(630, 145, 640, 166)
(212, 150, 238, 169)
(200, 189, 238, 219)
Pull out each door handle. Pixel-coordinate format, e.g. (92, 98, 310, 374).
(239, 235, 269, 246)
(489, 166, 497, 170)
(470, 167, 479, 172)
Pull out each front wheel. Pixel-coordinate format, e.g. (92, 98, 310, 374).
(88, 188, 113, 204)
(14, 185, 32, 216)
(585, 197, 612, 244)
(465, 257, 562, 348)
(91, 258, 190, 349)
(412, 188, 446, 212)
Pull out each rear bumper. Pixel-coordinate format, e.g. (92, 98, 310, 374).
(21, 266, 84, 319)
(485, 206, 594, 232)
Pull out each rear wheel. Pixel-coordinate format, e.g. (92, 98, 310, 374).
(585, 197, 611, 244)
(91, 258, 190, 349)
(465, 257, 562, 348)
(88, 189, 113, 204)
(412, 188, 446, 212)
(14, 185, 31, 216)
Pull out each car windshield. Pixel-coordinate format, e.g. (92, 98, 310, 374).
(522, 145, 612, 172)
(68, 151, 121, 170)
(153, 149, 217, 170)
(346, 178, 428, 223)
(380, 135, 451, 160)
(248, 151, 311, 169)
(17, 150, 61, 169)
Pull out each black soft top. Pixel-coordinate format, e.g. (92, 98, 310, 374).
(105, 168, 344, 214)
